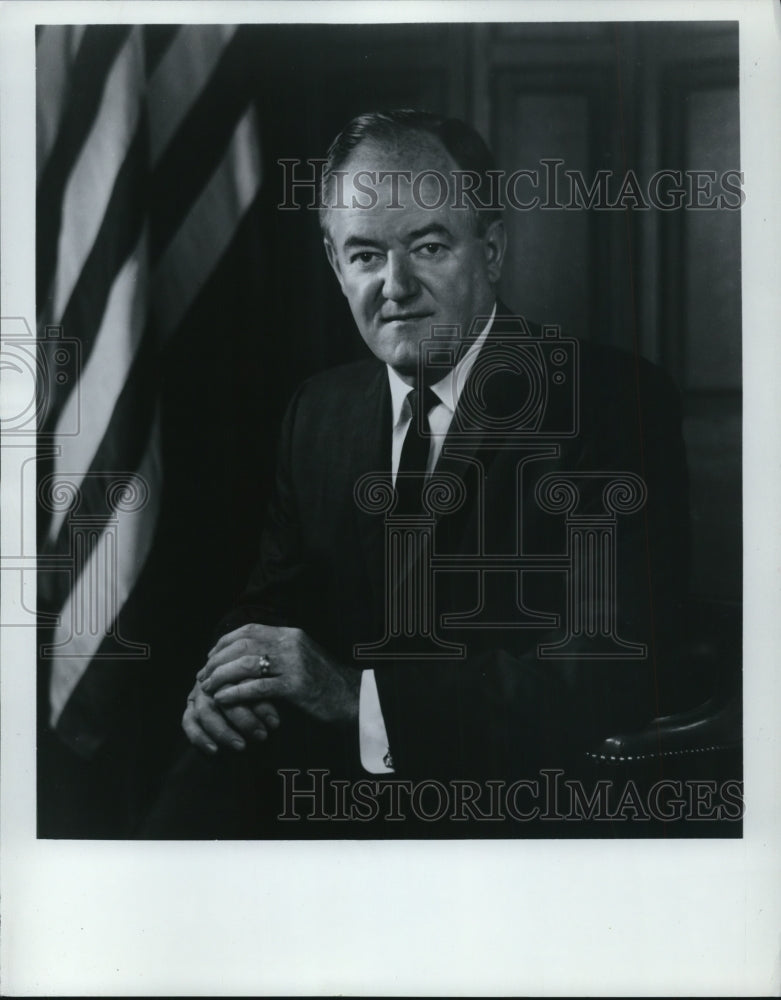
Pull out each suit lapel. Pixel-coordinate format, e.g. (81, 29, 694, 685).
(349, 363, 393, 631)
(431, 304, 531, 542)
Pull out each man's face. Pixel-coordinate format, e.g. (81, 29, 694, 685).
(323, 138, 506, 382)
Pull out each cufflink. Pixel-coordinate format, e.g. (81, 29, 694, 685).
(383, 748, 394, 769)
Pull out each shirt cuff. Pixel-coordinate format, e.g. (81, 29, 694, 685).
(358, 669, 394, 774)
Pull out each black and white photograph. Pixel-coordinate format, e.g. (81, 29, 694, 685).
(1, 0, 779, 994)
(33, 17, 743, 840)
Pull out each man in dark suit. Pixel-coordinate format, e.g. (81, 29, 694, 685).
(147, 110, 688, 837)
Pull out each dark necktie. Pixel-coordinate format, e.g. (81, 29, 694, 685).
(395, 386, 439, 514)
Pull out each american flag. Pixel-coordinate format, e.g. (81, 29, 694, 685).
(36, 25, 263, 759)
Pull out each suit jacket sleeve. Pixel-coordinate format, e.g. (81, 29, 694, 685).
(215, 381, 314, 637)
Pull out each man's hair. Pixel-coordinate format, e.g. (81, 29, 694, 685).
(319, 109, 502, 236)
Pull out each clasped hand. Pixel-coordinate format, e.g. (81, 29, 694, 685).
(182, 624, 360, 754)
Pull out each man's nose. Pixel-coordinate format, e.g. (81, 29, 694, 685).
(381, 252, 418, 301)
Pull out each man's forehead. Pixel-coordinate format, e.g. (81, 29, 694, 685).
(327, 198, 471, 248)
(331, 209, 459, 246)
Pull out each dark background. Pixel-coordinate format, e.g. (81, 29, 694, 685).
(39, 21, 742, 836)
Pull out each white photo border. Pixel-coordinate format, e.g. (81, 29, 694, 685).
(2, 1, 780, 995)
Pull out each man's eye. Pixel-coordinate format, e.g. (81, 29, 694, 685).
(416, 242, 444, 256)
(350, 251, 380, 264)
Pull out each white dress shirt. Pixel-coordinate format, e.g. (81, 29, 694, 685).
(359, 304, 497, 773)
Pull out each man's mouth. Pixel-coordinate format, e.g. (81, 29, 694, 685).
(381, 312, 433, 323)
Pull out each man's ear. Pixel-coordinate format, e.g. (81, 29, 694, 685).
(323, 236, 347, 295)
(482, 219, 507, 285)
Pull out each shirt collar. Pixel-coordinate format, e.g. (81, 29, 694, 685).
(386, 302, 497, 426)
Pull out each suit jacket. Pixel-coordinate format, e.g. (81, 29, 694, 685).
(220, 308, 690, 782)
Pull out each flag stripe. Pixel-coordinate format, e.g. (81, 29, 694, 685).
(148, 24, 238, 166)
(142, 24, 180, 77)
(51, 30, 145, 326)
(48, 411, 162, 725)
(37, 25, 132, 305)
(36, 26, 82, 169)
(148, 31, 250, 262)
(40, 121, 149, 436)
(153, 106, 262, 339)
(40, 326, 159, 577)
(47, 229, 149, 543)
